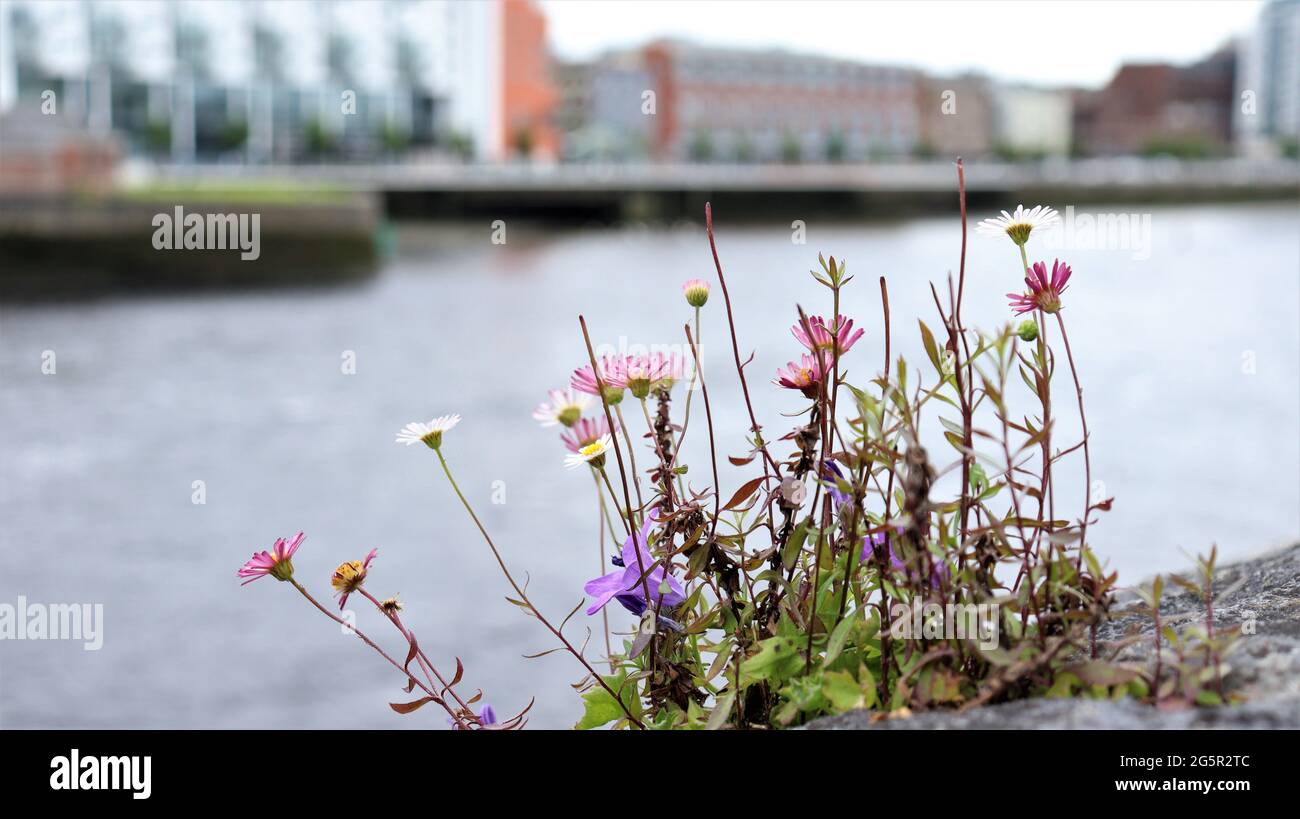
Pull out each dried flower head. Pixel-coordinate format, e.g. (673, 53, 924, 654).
(332, 548, 378, 610)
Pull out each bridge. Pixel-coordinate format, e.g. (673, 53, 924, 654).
(137, 158, 1300, 221)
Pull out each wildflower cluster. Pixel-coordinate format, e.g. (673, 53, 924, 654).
(237, 165, 1227, 729)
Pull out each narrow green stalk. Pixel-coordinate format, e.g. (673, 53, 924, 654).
(433, 448, 645, 728)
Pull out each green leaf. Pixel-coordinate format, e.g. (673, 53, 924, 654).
(1064, 661, 1141, 687)
(918, 319, 943, 373)
(706, 692, 736, 730)
(782, 520, 809, 571)
(822, 670, 865, 711)
(1046, 672, 1080, 698)
(739, 636, 802, 687)
(824, 612, 858, 665)
(575, 673, 638, 730)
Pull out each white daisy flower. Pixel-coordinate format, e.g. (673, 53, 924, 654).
(531, 388, 591, 428)
(563, 433, 613, 469)
(395, 414, 461, 450)
(975, 204, 1060, 246)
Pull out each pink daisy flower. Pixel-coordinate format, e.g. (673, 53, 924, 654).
(774, 353, 830, 399)
(655, 351, 688, 390)
(620, 353, 674, 398)
(562, 416, 615, 453)
(238, 532, 304, 585)
(1007, 259, 1072, 315)
(532, 388, 590, 428)
(791, 314, 864, 356)
(571, 356, 627, 404)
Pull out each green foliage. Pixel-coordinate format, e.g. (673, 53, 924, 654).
(303, 118, 337, 157)
(1140, 136, 1223, 159)
(576, 672, 642, 729)
(689, 131, 714, 162)
(218, 120, 249, 152)
(1144, 546, 1242, 707)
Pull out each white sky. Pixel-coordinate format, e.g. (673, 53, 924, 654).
(541, 0, 1264, 88)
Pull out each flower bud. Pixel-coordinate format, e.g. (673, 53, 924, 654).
(682, 278, 710, 308)
(1017, 320, 1039, 343)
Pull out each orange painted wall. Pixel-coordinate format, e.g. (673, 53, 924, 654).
(501, 0, 559, 159)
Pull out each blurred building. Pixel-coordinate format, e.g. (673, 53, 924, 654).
(501, 0, 558, 160)
(1234, 0, 1300, 157)
(915, 74, 994, 159)
(0, 0, 558, 164)
(991, 84, 1073, 158)
(1073, 48, 1236, 157)
(631, 40, 922, 162)
(556, 51, 656, 161)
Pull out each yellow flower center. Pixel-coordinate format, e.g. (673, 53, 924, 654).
(579, 442, 604, 458)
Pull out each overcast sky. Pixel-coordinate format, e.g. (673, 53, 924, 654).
(541, 0, 1263, 88)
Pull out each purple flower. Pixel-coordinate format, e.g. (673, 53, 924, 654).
(822, 460, 851, 509)
(860, 530, 897, 567)
(861, 529, 949, 590)
(585, 509, 685, 618)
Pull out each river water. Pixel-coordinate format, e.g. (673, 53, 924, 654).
(2, 202, 1297, 728)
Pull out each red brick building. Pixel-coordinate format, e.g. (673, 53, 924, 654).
(639, 40, 921, 162)
(1073, 49, 1236, 156)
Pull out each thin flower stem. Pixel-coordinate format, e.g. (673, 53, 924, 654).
(685, 323, 721, 540)
(640, 397, 676, 511)
(357, 587, 473, 714)
(877, 274, 897, 699)
(1019, 241, 1054, 557)
(614, 403, 645, 520)
(953, 161, 975, 547)
(433, 448, 645, 728)
(287, 578, 466, 728)
(591, 470, 615, 671)
(1054, 313, 1092, 572)
(591, 467, 623, 548)
(687, 320, 748, 727)
(578, 315, 636, 541)
(804, 494, 832, 674)
(705, 202, 782, 482)
(597, 466, 653, 607)
(673, 307, 702, 464)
